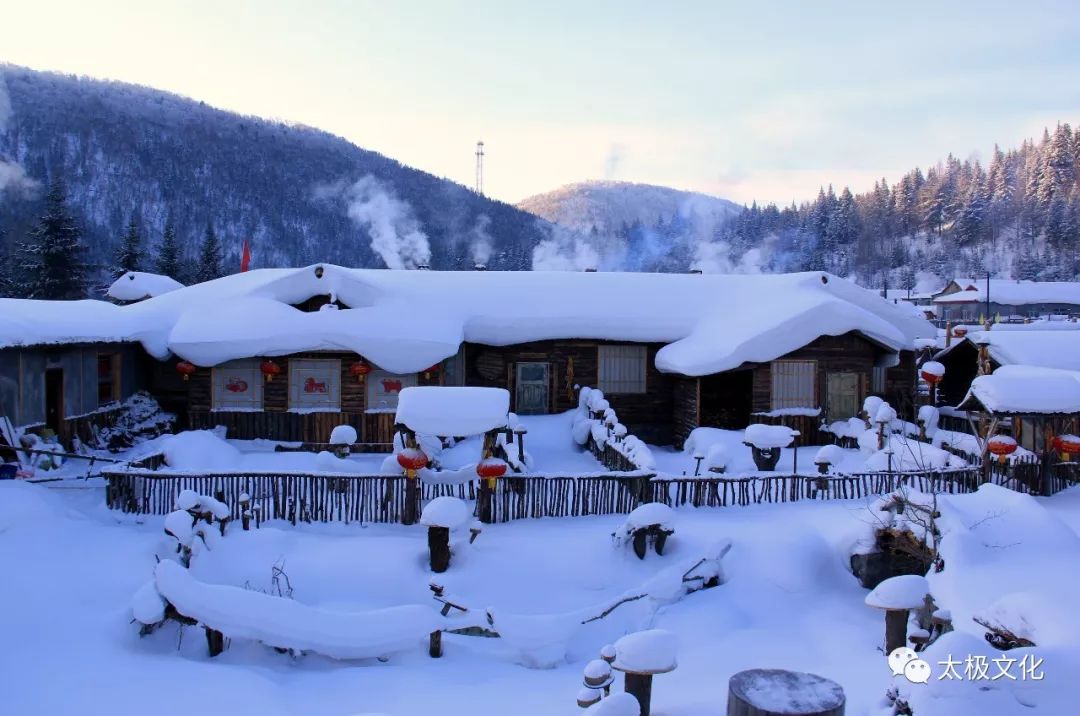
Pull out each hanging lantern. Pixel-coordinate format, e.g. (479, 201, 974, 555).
(260, 359, 282, 382)
(477, 457, 508, 488)
(952, 327, 968, 339)
(920, 360, 945, 385)
(1052, 435, 1080, 457)
(350, 361, 372, 382)
(396, 447, 428, 472)
(423, 363, 441, 380)
(175, 360, 197, 381)
(987, 435, 1017, 464)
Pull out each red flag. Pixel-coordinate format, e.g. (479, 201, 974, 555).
(240, 239, 251, 272)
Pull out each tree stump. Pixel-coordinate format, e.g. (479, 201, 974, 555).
(205, 627, 225, 657)
(625, 672, 654, 716)
(885, 609, 909, 655)
(429, 630, 443, 658)
(727, 669, 845, 716)
(750, 446, 781, 472)
(428, 526, 451, 573)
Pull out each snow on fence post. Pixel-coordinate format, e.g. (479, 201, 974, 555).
(727, 669, 845, 716)
(394, 424, 428, 526)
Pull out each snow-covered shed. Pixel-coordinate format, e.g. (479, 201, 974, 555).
(0, 265, 933, 447)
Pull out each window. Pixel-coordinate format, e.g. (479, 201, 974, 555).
(212, 360, 263, 411)
(97, 353, 120, 406)
(872, 366, 887, 394)
(366, 370, 417, 412)
(770, 360, 816, 410)
(598, 345, 647, 394)
(288, 359, 341, 412)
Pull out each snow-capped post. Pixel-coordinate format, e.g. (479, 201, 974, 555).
(743, 424, 796, 472)
(394, 426, 428, 526)
(329, 424, 357, 459)
(727, 669, 845, 716)
(577, 658, 614, 707)
(239, 492, 251, 531)
(865, 574, 930, 655)
(873, 402, 897, 451)
(476, 452, 508, 524)
(420, 496, 470, 573)
(611, 629, 677, 716)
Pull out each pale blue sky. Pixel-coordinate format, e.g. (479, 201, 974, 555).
(3, 0, 1079, 205)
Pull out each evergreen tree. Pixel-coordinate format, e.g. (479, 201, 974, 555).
(194, 221, 223, 283)
(113, 214, 144, 277)
(0, 229, 11, 297)
(155, 215, 183, 281)
(14, 178, 88, 299)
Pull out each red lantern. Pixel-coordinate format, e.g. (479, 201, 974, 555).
(396, 448, 428, 472)
(476, 458, 508, 480)
(1052, 435, 1080, 455)
(175, 360, 197, 381)
(920, 370, 942, 385)
(350, 361, 372, 381)
(953, 327, 968, 338)
(987, 436, 1017, 457)
(260, 359, 281, 382)
(423, 363, 441, 380)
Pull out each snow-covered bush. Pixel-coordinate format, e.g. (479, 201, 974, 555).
(163, 489, 232, 566)
(703, 443, 728, 473)
(329, 424, 357, 447)
(916, 405, 940, 438)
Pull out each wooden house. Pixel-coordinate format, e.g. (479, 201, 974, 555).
(1, 266, 932, 450)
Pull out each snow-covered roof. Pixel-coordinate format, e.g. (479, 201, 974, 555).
(107, 271, 185, 302)
(936, 330, 1080, 372)
(0, 265, 933, 376)
(934, 280, 1080, 306)
(959, 365, 1080, 415)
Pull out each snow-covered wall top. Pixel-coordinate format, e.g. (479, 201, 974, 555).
(933, 280, 1080, 306)
(961, 365, 1080, 415)
(0, 266, 934, 376)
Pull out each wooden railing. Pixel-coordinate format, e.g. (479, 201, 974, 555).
(104, 459, 998, 524)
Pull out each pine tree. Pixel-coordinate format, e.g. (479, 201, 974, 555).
(14, 178, 88, 299)
(194, 221, 223, 284)
(0, 228, 11, 297)
(113, 214, 144, 278)
(156, 215, 183, 281)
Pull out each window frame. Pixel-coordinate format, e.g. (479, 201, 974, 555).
(770, 359, 817, 411)
(288, 358, 342, 413)
(212, 359, 264, 412)
(97, 352, 121, 406)
(597, 344, 648, 395)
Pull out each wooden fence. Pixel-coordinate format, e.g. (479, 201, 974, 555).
(104, 458, 1013, 525)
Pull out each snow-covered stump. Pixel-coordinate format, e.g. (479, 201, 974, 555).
(743, 425, 797, 472)
(420, 497, 471, 573)
(611, 629, 677, 716)
(865, 575, 930, 656)
(727, 669, 845, 716)
(617, 503, 675, 560)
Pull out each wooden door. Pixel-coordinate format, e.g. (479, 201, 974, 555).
(515, 362, 550, 415)
(825, 372, 860, 422)
(45, 368, 64, 433)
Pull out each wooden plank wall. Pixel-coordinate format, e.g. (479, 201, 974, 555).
(671, 377, 699, 449)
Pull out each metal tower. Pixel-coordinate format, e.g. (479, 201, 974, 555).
(475, 140, 485, 196)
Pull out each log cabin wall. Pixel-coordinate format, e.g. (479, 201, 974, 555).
(671, 377, 700, 449)
(463, 340, 677, 444)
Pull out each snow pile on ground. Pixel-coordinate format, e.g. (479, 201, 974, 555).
(864, 434, 966, 472)
(161, 430, 242, 470)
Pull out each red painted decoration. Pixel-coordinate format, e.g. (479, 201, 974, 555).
(350, 362, 372, 381)
(396, 448, 428, 471)
(175, 360, 197, 381)
(382, 378, 404, 394)
(225, 378, 248, 393)
(476, 458, 508, 479)
(304, 377, 328, 393)
(260, 359, 281, 382)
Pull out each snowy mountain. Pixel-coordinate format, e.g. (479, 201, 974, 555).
(0, 64, 548, 289)
(517, 180, 742, 235)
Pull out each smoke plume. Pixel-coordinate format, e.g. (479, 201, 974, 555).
(0, 71, 38, 197)
(530, 223, 602, 271)
(316, 175, 431, 269)
(469, 213, 493, 266)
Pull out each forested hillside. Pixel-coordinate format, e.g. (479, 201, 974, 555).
(711, 124, 1080, 286)
(0, 65, 548, 296)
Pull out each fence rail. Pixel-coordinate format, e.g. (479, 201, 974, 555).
(105, 458, 1041, 524)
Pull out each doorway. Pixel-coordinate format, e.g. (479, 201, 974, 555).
(45, 368, 64, 433)
(515, 362, 550, 415)
(826, 372, 860, 422)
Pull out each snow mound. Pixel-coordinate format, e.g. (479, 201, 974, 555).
(329, 424, 357, 446)
(624, 502, 674, 530)
(612, 629, 677, 673)
(743, 424, 796, 449)
(162, 431, 241, 471)
(865, 574, 930, 609)
(420, 497, 471, 529)
(583, 692, 641, 715)
(107, 271, 184, 301)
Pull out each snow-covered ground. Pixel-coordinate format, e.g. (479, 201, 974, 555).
(4, 477, 1078, 715)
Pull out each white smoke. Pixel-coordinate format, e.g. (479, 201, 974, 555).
(691, 235, 776, 275)
(316, 175, 431, 269)
(469, 213, 493, 266)
(531, 223, 602, 271)
(0, 71, 38, 197)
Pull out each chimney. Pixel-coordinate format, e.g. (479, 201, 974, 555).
(416, 262, 430, 271)
(584, 267, 597, 273)
(688, 268, 703, 274)
(473, 262, 488, 271)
